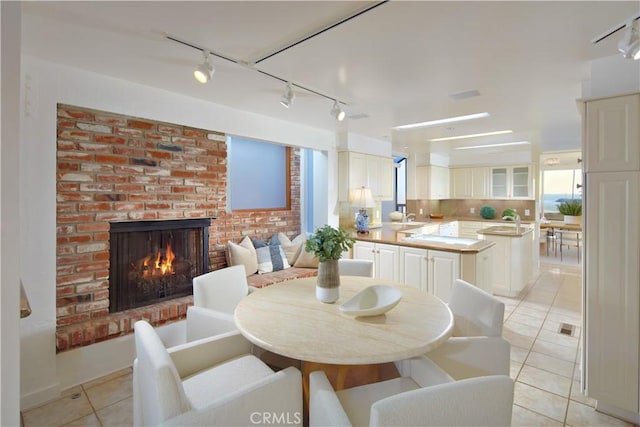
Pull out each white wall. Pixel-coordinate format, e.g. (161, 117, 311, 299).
(337, 132, 392, 157)
(1, 2, 23, 424)
(583, 54, 640, 98)
(19, 56, 337, 408)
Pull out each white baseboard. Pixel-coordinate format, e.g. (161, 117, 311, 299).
(596, 400, 640, 425)
(21, 383, 61, 411)
(23, 320, 186, 410)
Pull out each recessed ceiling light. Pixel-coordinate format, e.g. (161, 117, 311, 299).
(393, 112, 490, 130)
(429, 130, 513, 142)
(455, 141, 530, 150)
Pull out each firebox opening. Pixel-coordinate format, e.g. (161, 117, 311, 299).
(109, 219, 211, 312)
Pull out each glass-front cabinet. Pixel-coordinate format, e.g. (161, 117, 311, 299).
(490, 165, 533, 199)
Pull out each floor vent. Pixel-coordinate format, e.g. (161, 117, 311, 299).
(559, 323, 575, 336)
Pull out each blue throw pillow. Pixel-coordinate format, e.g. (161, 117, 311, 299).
(252, 238, 290, 274)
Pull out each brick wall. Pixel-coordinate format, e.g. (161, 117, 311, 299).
(56, 104, 301, 351)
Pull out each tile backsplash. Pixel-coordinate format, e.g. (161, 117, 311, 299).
(407, 199, 536, 221)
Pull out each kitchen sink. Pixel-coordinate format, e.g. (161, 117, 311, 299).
(486, 226, 518, 233)
(403, 234, 481, 246)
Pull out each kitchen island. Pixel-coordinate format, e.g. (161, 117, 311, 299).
(349, 223, 495, 302)
(477, 225, 535, 297)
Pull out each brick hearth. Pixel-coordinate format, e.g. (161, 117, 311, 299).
(56, 104, 301, 352)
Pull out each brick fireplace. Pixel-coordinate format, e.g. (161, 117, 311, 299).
(56, 104, 301, 352)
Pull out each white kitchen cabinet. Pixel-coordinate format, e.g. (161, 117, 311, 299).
(471, 167, 490, 198)
(460, 247, 493, 294)
(450, 167, 489, 199)
(416, 165, 450, 200)
(398, 241, 495, 300)
(352, 241, 399, 281)
(584, 94, 639, 172)
(451, 168, 472, 199)
(399, 246, 428, 291)
(338, 152, 393, 202)
(584, 171, 639, 414)
(457, 221, 487, 239)
(582, 91, 640, 420)
(428, 250, 460, 303)
(479, 230, 534, 298)
(490, 165, 534, 199)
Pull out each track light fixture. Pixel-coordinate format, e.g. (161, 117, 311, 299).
(618, 20, 640, 60)
(331, 100, 346, 121)
(280, 82, 295, 108)
(194, 51, 214, 84)
(166, 34, 347, 113)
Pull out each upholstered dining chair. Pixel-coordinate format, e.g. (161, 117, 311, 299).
(426, 279, 511, 379)
(186, 265, 256, 341)
(338, 259, 374, 278)
(309, 356, 513, 427)
(133, 320, 302, 426)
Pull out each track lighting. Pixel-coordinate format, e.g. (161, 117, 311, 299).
(194, 51, 214, 84)
(618, 20, 640, 60)
(331, 100, 346, 121)
(280, 82, 295, 108)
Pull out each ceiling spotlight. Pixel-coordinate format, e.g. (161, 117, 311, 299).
(194, 51, 214, 84)
(618, 20, 640, 60)
(280, 82, 295, 108)
(331, 100, 346, 121)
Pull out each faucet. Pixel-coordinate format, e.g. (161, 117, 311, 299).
(514, 213, 521, 232)
(406, 213, 416, 222)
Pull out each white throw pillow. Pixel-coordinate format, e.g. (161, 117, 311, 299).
(276, 232, 306, 265)
(226, 236, 258, 276)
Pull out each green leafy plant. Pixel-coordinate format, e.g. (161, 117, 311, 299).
(557, 199, 582, 216)
(480, 205, 496, 219)
(305, 225, 355, 262)
(501, 208, 518, 220)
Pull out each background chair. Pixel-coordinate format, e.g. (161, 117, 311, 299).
(558, 230, 582, 262)
(309, 356, 513, 427)
(338, 259, 374, 278)
(186, 265, 256, 342)
(426, 279, 510, 379)
(133, 320, 302, 426)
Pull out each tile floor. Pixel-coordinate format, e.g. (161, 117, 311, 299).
(21, 262, 634, 426)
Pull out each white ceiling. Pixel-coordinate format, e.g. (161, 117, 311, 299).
(21, 1, 640, 156)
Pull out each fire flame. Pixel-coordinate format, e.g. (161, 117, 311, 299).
(142, 243, 175, 278)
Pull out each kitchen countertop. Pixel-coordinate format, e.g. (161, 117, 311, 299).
(477, 225, 534, 237)
(350, 224, 494, 254)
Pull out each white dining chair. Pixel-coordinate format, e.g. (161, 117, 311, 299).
(425, 279, 511, 379)
(338, 259, 374, 278)
(186, 265, 256, 342)
(309, 356, 513, 427)
(133, 320, 302, 426)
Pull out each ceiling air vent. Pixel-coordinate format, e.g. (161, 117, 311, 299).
(449, 90, 481, 100)
(348, 113, 369, 120)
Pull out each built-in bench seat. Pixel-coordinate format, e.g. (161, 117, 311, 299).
(226, 232, 319, 290)
(246, 267, 318, 288)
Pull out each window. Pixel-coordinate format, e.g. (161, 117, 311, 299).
(228, 137, 290, 211)
(542, 168, 582, 214)
(395, 157, 407, 212)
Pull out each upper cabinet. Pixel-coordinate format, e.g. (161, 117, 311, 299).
(451, 167, 490, 199)
(416, 165, 450, 200)
(338, 152, 393, 201)
(584, 94, 640, 173)
(490, 165, 534, 199)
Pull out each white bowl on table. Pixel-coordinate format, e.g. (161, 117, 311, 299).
(339, 285, 403, 317)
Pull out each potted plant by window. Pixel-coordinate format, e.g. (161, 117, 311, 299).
(557, 199, 582, 225)
(305, 225, 355, 303)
